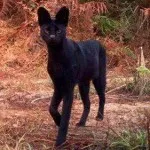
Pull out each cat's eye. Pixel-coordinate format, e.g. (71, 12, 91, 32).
(57, 30, 61, 34)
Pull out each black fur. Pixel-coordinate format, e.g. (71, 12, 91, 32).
(37, 6, 106, 146)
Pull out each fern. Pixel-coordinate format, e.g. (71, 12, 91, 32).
(93, 15, 120, 36)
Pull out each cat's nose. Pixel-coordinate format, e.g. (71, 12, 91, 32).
(50, 35, 55, 39)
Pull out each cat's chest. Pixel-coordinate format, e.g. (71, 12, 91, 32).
(48, 61, 78, 83)
(48, 61, 73, 74)
(47, 62, 64, 78)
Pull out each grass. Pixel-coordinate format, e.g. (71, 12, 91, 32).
(125, 48, 150, 96)
(93, 15, 120, 36)
(1, 121, 149, 150)
(110, 130, 148, 150)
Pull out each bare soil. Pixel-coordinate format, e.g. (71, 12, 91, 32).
(0, 72, 150, 150)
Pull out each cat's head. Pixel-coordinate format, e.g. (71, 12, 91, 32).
(37, 6, 69, 46)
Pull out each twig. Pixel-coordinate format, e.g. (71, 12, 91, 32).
(81, 143, 95, 149)
(109, 127, 129, 145)
(106, 84, 126, 94)
(31, 97, 50, 103)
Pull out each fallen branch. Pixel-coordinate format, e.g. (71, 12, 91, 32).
(31, 96, 50, 104)
(81, 143, 95, 149)
(106, 84, 126, 94)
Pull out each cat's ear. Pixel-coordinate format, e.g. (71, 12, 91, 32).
(37, 7, 51, 26)
(55, 6, 69, 26)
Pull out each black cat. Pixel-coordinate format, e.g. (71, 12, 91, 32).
(37, 6, 106, 146)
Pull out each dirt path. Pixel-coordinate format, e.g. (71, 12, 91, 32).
(0, 84, 150, 149)
(0, 71, 149, 149)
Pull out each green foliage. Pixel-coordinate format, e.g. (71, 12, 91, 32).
(126, 82, 134, 92)
(122, 46, 136, 59)
(135, 66, 150, 95)
(126, 66, 150, 95)
(92, 0, 145, 43)
(93, 7, 136, 42)
(93, 15, 120, 36)
(136, 66, 150, 76)
(110, 130, 148, 150)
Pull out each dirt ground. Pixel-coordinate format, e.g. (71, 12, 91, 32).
(0, 71, 150, 150)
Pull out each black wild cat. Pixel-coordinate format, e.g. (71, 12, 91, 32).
(37, 6, 106, 146)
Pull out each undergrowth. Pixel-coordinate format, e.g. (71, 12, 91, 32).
(110, 130, 148, 150)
